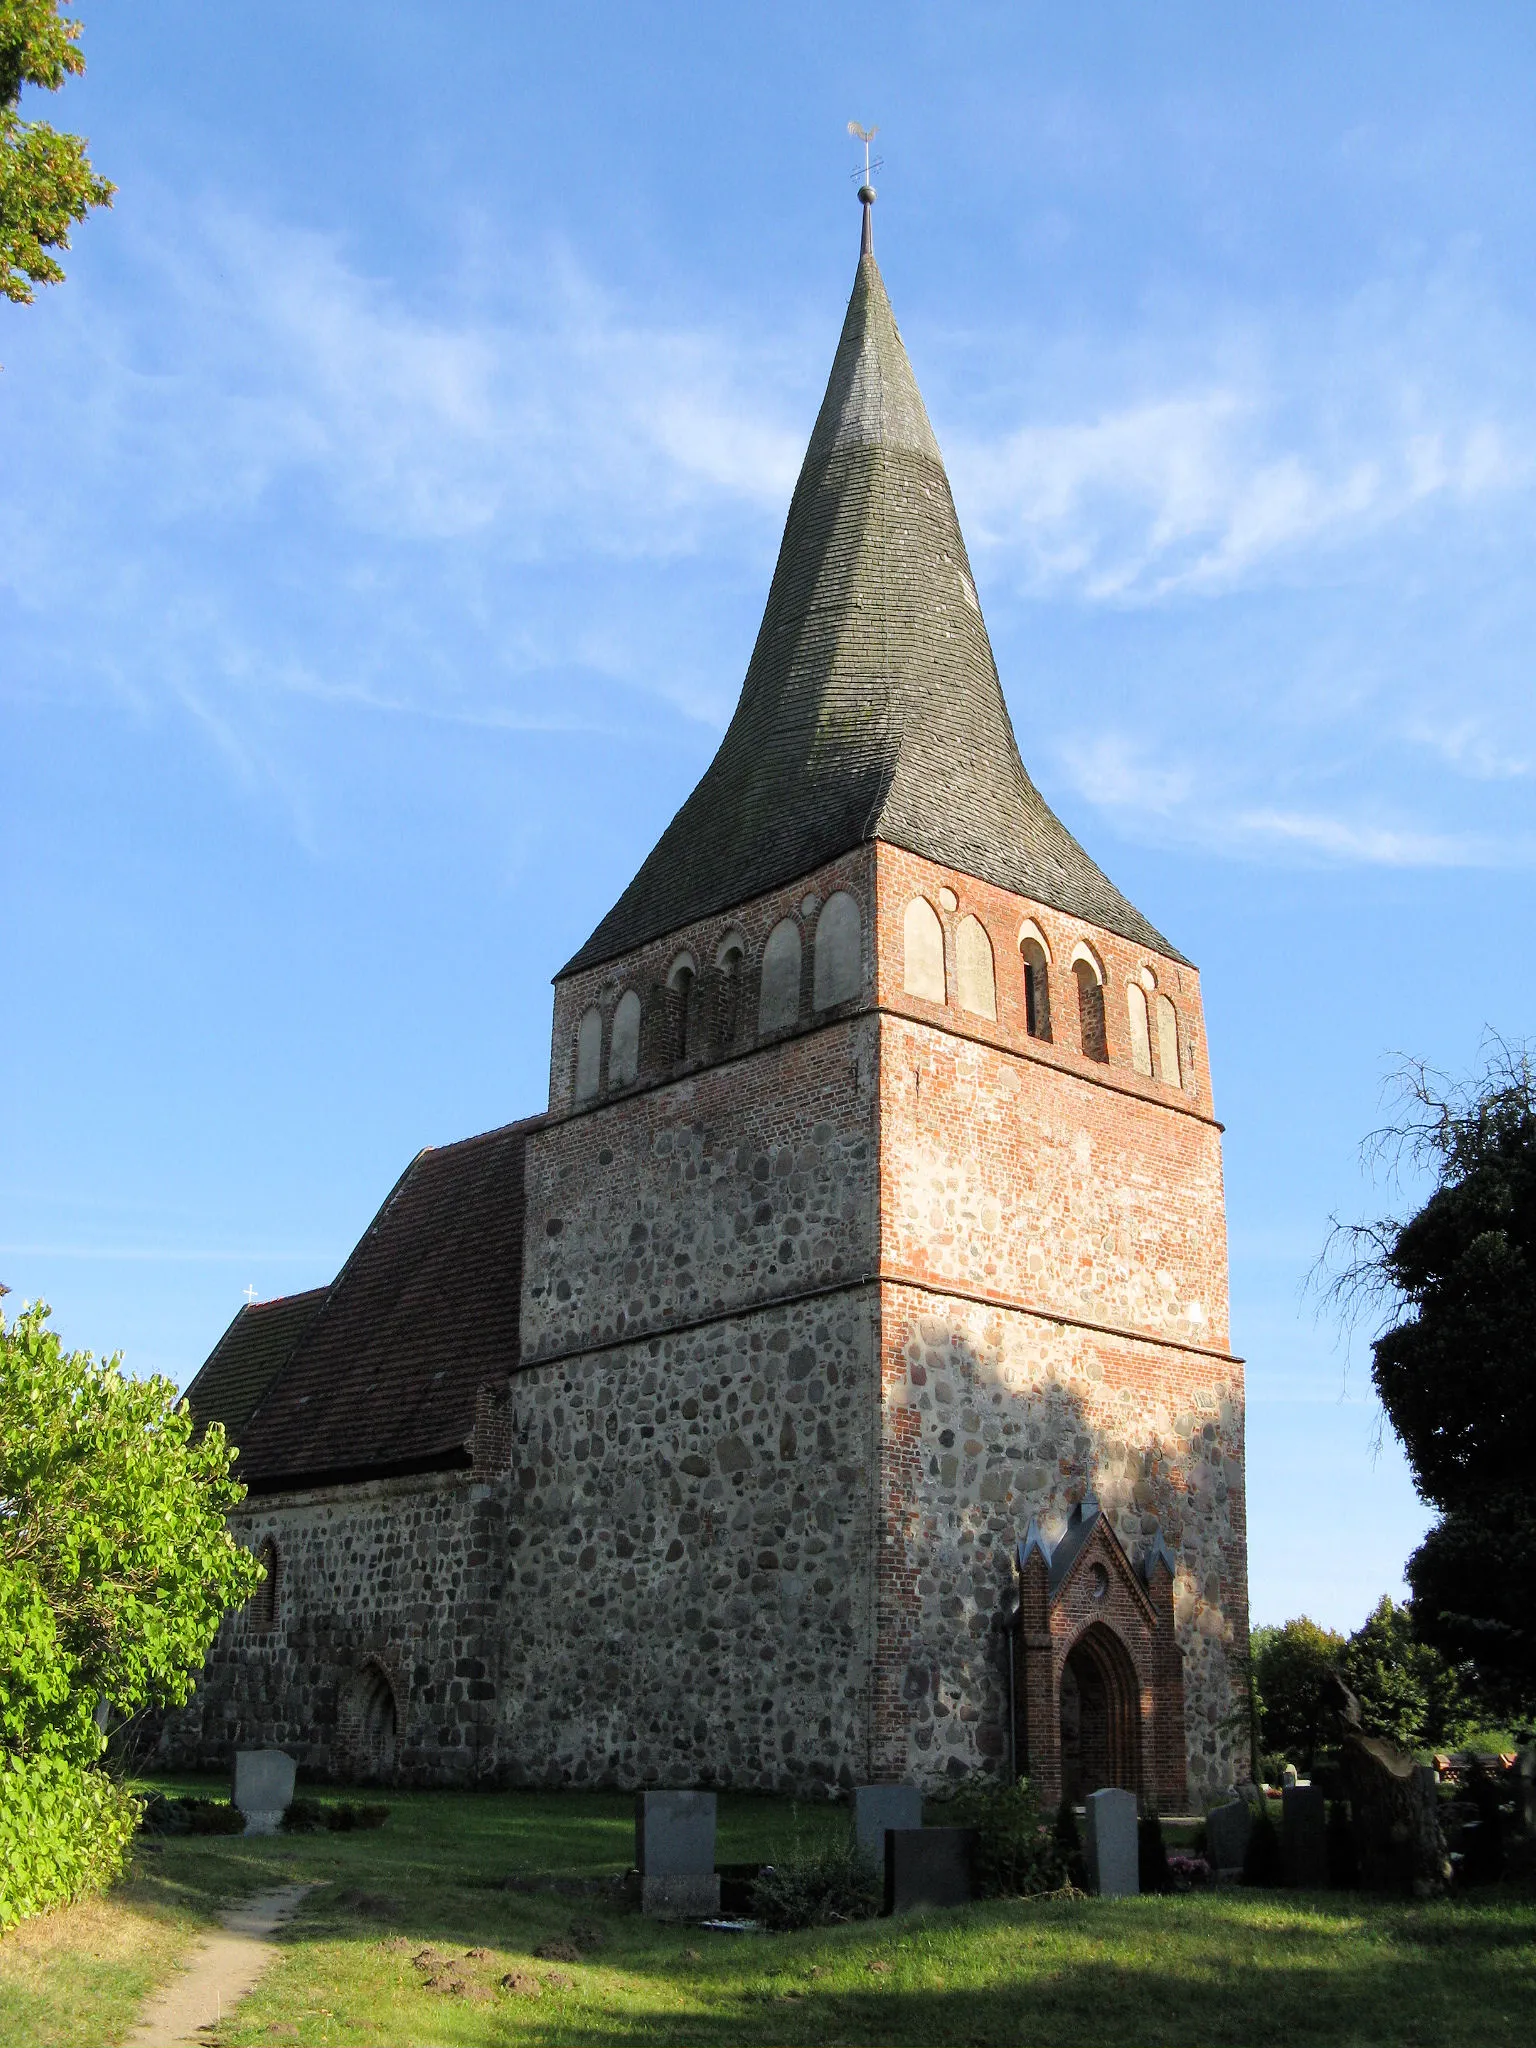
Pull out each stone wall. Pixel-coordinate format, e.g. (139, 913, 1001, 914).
(159, 1471, 500, 1784)
(874, 1281, 1249, 1803)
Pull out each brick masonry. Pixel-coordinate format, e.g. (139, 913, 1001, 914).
(166, 840, 1250, 1805)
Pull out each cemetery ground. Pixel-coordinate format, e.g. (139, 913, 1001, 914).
(1, 1781, 1532, 2048)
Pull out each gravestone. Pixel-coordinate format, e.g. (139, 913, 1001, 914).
(854, 1784, 923, 1867)
(232, 1749, 296, 1836)
(1084, 1788, 1139, 1897)
(635, 1791, 719, 1918)
(1282, 1784, 1328, 1889)
(883, 1828, 975, 1914)
(1206, 1799, 1253, 1878)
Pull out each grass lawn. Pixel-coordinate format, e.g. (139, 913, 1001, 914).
(0, 1778, 1531, 2047)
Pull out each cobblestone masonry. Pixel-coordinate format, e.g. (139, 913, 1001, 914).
(167, 840, 1248, 1800)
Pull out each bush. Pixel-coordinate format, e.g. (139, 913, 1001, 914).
(751, 1838, 879, 1932)
(138, 1793, 245, 1836)
(0, 1754, 140, 1927)
(939, 1775, 1067, 1898)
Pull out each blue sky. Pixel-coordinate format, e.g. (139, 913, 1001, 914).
(5, 3, 1534, 1633)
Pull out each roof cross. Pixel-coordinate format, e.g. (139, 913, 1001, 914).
(847, 120, 880, 192)
(243, 1284, 257, 1305)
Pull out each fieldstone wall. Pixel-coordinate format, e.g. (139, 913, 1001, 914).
(875, 1282, 1249, 1804)
(159, 1471, 500, 1784)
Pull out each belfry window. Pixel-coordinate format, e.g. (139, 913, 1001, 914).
(608, 989, 641, 1086)
(758, 919, 802, 1034)
(574, 1005, 603, 1102)
(902, 897, 945, 1004)
(955, 915, 997, 1019)
(812, 892, 861, 1010)
(1073, 954, 1109, 1063)
(1127, 982, 1153, 1078)
(1155, 993, 1182, 1088)
(1019, 926, 1052, 1042)
(666, 956, 696, 1061)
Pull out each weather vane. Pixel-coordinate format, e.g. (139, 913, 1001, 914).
(847, 120, 882, 192)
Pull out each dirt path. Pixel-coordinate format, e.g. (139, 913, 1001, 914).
(124, 1882, 315, 2046)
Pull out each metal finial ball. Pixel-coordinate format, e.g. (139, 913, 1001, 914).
(858, 184, 877, 205)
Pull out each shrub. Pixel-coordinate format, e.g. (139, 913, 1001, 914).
(139, 1793, 244, 1836)
(751, 1838, 879, 1932)
(0, 1754, 140, 1927)
(1167, 1852, 1212, 1891)
(939, 1775, 1067, 1898)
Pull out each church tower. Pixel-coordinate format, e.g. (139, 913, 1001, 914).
(516, 190, 1249, 1803)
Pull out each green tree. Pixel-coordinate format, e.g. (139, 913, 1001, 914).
(0, 1302, 260, 1920)
(1251, 1617, 1345, 1768)
(1341, 1595, 1468, 1752)
(1325, 1044, 1536, 1714)
(1, 0, 114, 304)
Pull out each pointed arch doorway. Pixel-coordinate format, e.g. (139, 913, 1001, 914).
(1059, 1623, 1141, 1802)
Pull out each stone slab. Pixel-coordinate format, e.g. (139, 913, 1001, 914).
(1085, 1787, 1140, 1897)
(1282, 1784, 1328, 1889)
(854, 1784, 923, 1865)
(635, 1790, 717, 1877)
(883, 1827, 975, 1914)
(1206, 1798, 1253, 1874)
(232, 1750, 296, 1836)
(639, 1873, 721, 1919)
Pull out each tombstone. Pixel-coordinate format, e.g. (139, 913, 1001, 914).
(634, 1791, 720, 1918)
(1282, 1784, 1328, 1889)
(1084, 1788, 1139, 1897)
(883, 1828, 975, 1914)
(1519, 1747, 1536, 1837)
(1206, 1799, 1253, 1877)
(854, 1784, 923, 1867)
(1281, 1762, 1299, 1789)
(232, 1749, 296, 1836)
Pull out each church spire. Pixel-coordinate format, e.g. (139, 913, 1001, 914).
(564, 194, 1179, 976)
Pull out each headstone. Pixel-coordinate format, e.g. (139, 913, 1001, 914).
(1281, 1762, 1299, 1788)
(1337, 1735, 1450, 1896)
(1206, 1799, 1253, 1876)
(635, 1791, 720, 1918)
(854, 1784, 923, 1867)
(1282, 1783, 1328, 1889)
(883, 1827, 975, 1914)
(1084, 1788, 1139, 1897)
(1519, 1747, 1536, 1836)
(232, 1749, 296, 1836)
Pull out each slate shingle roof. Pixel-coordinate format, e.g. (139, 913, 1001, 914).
(564, 227, 1183, 975)
(229, 1118, 540, 1492)
(183, 1288, 327, 1441)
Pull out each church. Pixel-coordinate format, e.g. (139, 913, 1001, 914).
(166, 188, 1251, 1809)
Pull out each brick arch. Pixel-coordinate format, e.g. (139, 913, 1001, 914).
(1059, 1619, 1142, 1802)
(335, 1657, 400, 1784)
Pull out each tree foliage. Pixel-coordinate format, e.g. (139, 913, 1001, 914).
(1251, 1617, 1346, 1768)
(1339, 1596, 1468, 1752)
(1323, 1042, 1536, 1712)
(0, 1300, 261, 1763)
(0, 0, 114, 304)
